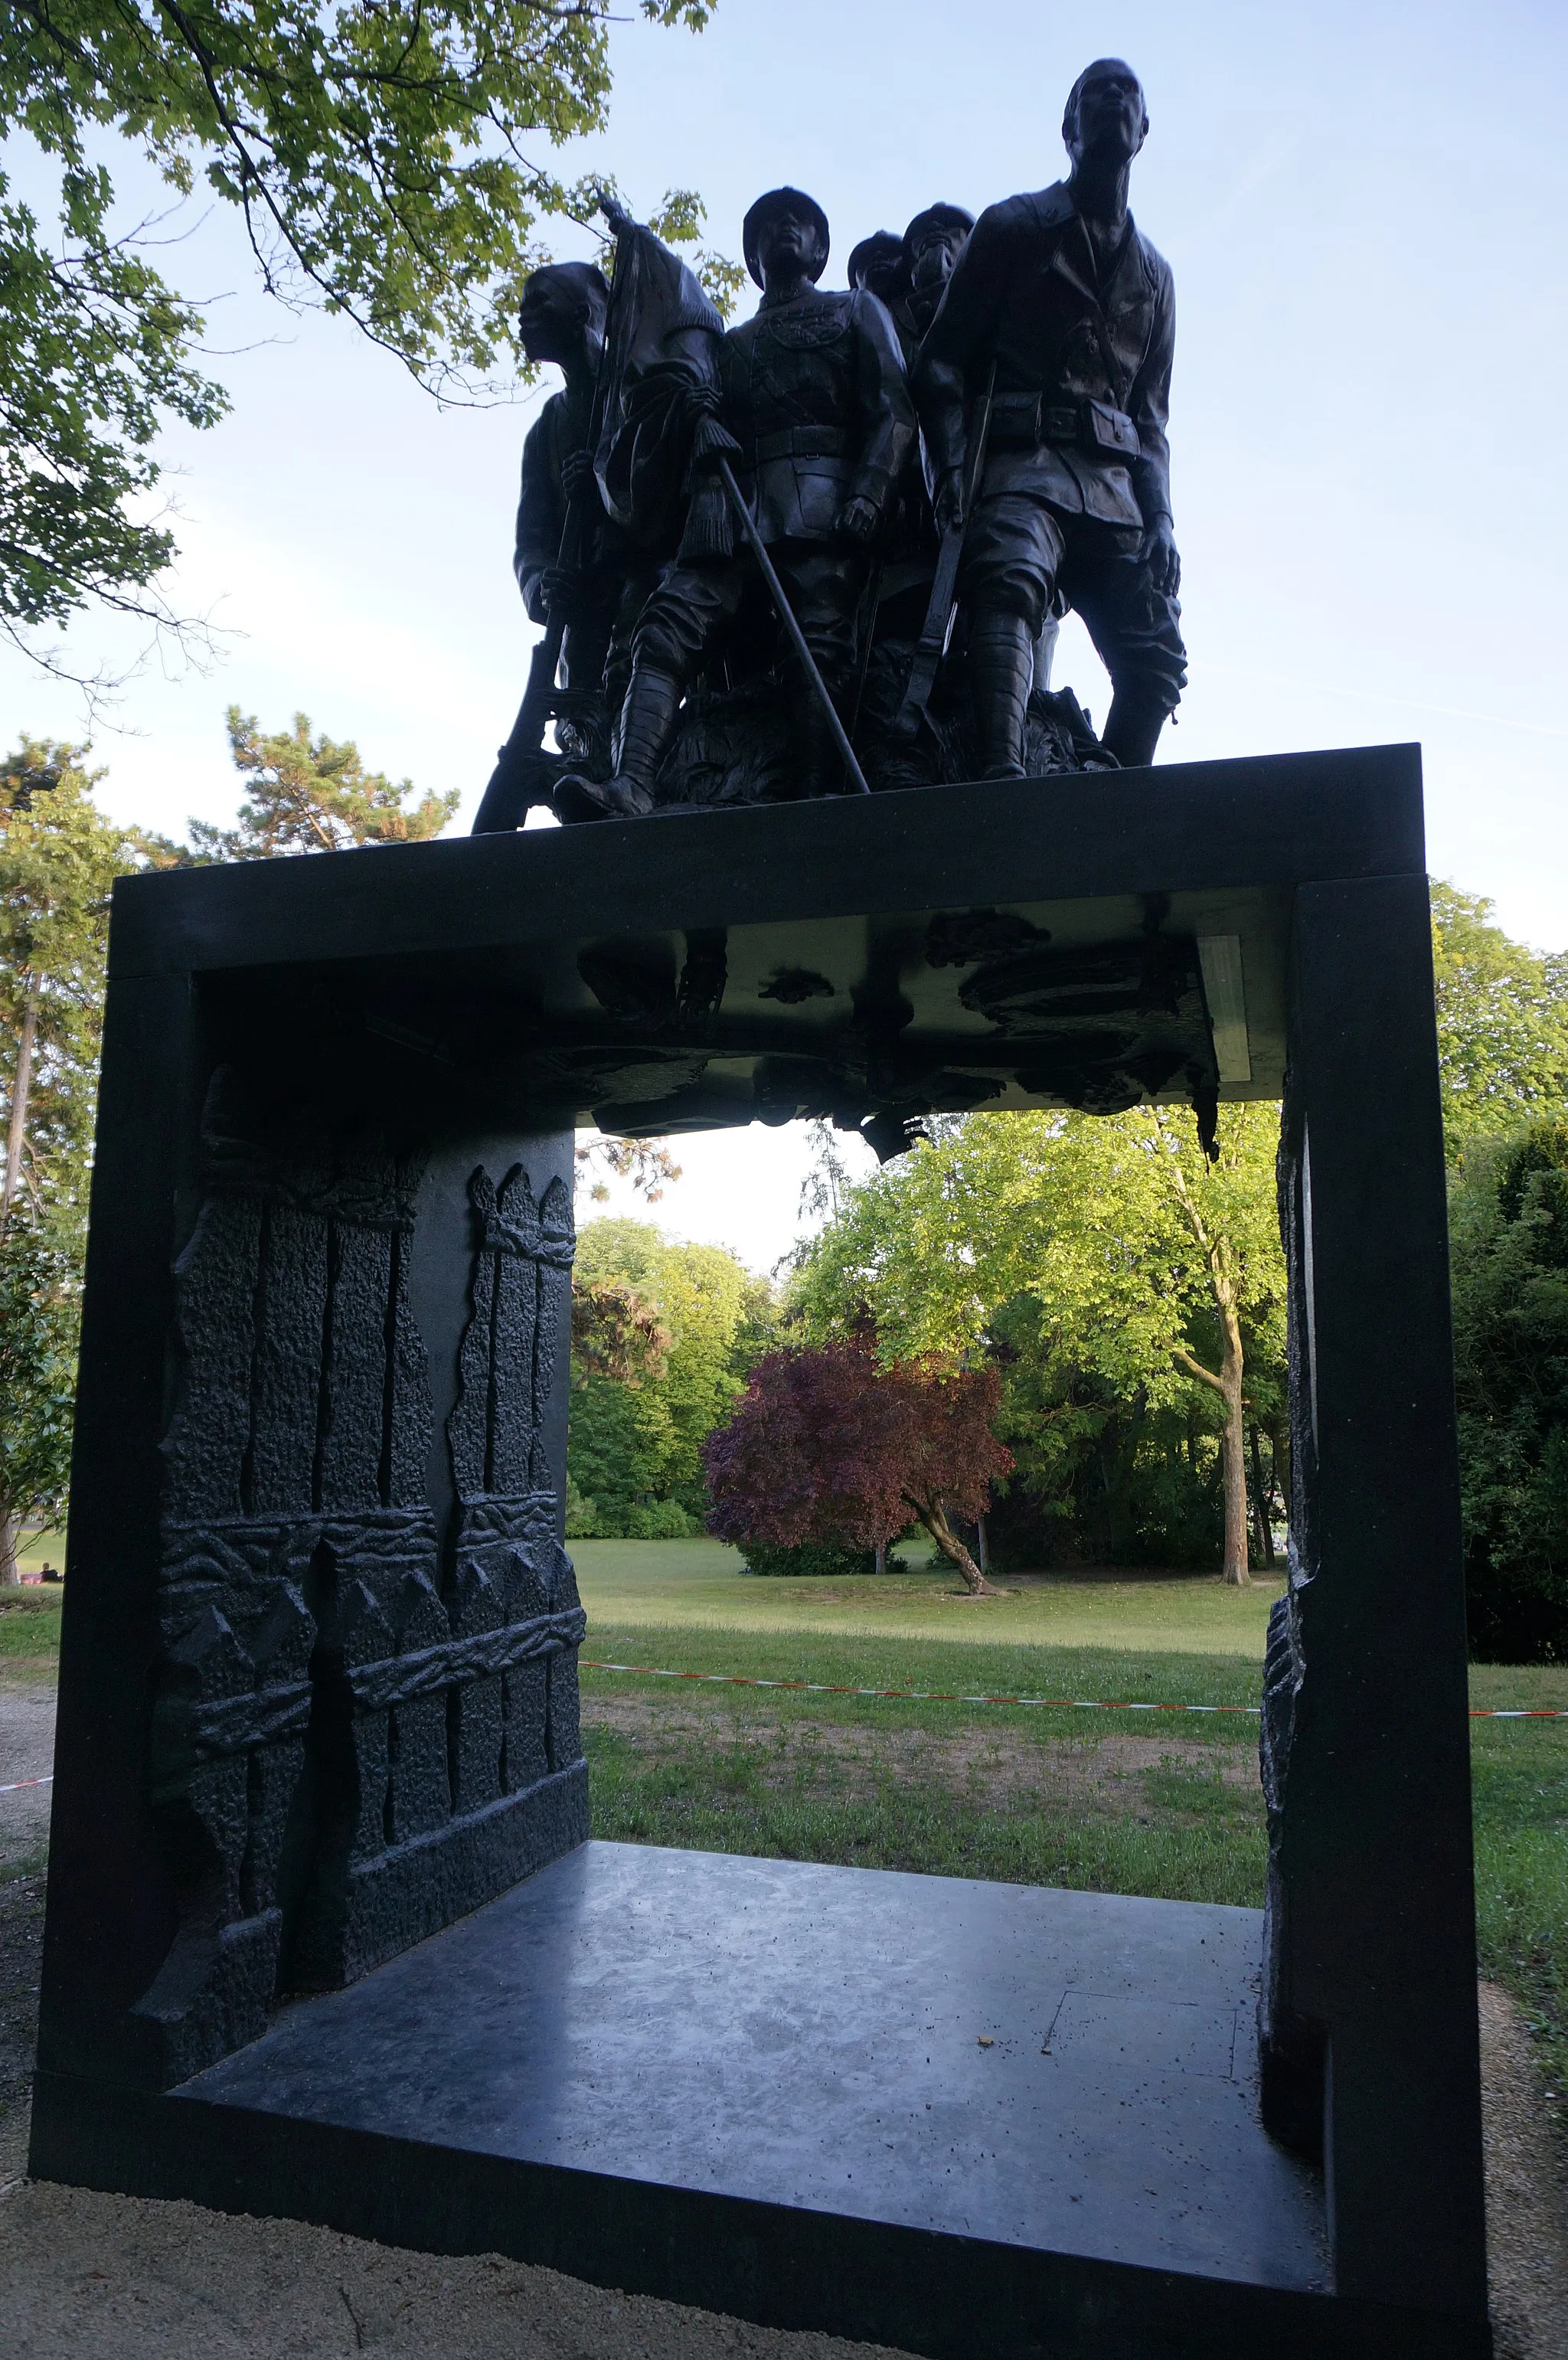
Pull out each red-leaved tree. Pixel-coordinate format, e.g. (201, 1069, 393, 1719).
(703, 1345, 1012, 1596)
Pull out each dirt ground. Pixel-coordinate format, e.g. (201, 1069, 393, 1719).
(1481, 1979, 1568, 2357)
(4, 1693, 1568, 2351)
(580, 1692, 1259, 1809)
(2, 2182, 923, 2360)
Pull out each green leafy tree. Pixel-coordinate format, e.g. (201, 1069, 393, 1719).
(0, 165, 226, 673)
(792, 1103, 1286, 1585)
(0, 739, 139, 1580)
(0, 1206, 80, 1583)
(0, 739, 131, 1219)
(1432, 883, 1568, 1162)
(567, 1217, 774, 1535)
(2, 0, 727, 662)
(1450, 1121, 1568, 1659)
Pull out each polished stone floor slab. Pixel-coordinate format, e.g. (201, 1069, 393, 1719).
(181, 1840, 1326, 2293)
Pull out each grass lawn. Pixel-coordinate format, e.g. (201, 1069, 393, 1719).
(570, 1534, 1290, 1655)
(0, 1590, 63, 1682)
(573, 1538, 1568, 2100)
(14, 1525, 66, 1578)
(6, 1543, 1565, 2096)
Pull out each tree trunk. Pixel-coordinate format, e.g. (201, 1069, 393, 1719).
(874, 1541, 887, 1576)
(0, 1511, 21, 1589)
(914, 1499, 996, 1595)
(977, 1514, 989, 1575)
(2, 974, 39, 1231)
(1217, 1303, 1249, 1587)
(1250, 1424, 1276, 1567)
(1162, 1140, 1250, 1589)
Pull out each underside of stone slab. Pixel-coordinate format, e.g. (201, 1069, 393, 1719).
(29, 1843, 1486, 2360)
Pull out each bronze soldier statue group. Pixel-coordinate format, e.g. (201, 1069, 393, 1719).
(475, 57, 1186, 832)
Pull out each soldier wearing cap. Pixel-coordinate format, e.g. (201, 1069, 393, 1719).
(598, 186, 914, 810)
(916, 58, 1186, 773)
(511, 260, 657, 764)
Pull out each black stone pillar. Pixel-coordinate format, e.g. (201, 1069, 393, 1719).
(38, 977, 588, 2091)
(1262, 873, 1488, 2319)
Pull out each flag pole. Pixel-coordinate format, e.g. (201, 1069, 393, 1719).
(714, 457, 872, 797)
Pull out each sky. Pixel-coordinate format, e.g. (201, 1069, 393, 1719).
(2, 0, 1564, 1270)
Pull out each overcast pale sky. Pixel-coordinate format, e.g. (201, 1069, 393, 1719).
(2, 0, 1563, 1267)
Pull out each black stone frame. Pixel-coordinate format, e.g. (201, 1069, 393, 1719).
(29, 747, 1489, 2356)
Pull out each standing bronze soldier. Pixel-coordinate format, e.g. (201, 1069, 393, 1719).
(871, 204, 977, 642)
(850, 208, 973, 364)
(900, 202, 974, 347)
(594, 187, 913, 812)
(511, 262, 659, 771)
(917, 58, 1186, 773)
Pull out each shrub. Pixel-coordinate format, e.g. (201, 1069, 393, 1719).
(622, 1498, 698, 1541)
(743, 1539, 887, 1577)
(563, 1476, 599, 1538)
(564, 1483, 698, 1541)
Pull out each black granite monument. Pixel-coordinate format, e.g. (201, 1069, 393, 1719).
(31, 748, 1489, 2358)
(30, 57, 1491, 2360)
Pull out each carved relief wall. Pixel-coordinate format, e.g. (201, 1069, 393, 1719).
(1257, 1088, 1321, 2157)
(132, 1069, 586, 2087)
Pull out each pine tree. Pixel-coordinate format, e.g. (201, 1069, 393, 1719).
(166, 709, 460, 858)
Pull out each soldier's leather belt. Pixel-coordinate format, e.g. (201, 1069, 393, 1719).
(749, 426, 856, 463)
(989, 394, 1141, 461)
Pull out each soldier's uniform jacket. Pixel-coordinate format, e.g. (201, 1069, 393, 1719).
(514, 384, 617, 619)
(721, 284, 914, 547)
(917, 180, 1174, 534)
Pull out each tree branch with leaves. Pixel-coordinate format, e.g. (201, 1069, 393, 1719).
(0, 0, 731, 673)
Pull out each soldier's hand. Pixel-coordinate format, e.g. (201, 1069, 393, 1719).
(933, 467, 965, 537)
(597, 187, 635, 239)
(560, 448, 596, 499)
(837, 495, 880, 548)
(1142, 518, 1181, 599)
(540, 565, 590, 625)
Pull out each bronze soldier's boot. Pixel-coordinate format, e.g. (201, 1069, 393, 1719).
(967, 610, 1035, 779)
(554, 661, 682, 823)
(792, 682, 844, 800)
(1102, 679, 1171, 770)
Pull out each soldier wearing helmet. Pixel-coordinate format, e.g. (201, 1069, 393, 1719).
(584, 187, 914, 816)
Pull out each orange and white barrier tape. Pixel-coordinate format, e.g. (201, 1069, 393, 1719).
(580, 1660, 1567, 1720)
